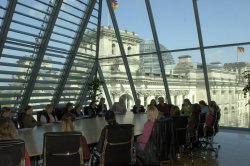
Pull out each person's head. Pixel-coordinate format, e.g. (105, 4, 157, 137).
(0, 107, 11, 118)
(89, 101, 96, 108)
(192, 103, 201, 117)
(24, 105, 33, 115)
(147, 106, 159, 122)
(208, 101, 217, 114)
(150, 99, 156, 106)
(158, 97, 164, 105)
(199, 100, 207, 107)
(61, 113, 76, 132)
(135, 99, 141, 106)
(119, 97, 125, 104)
(0, 118, 18, 140)
(99, 98, 105, 105)
(183, 99, 191, 106)
(45, 104, 53, 114)
(105, 111, 116, 125)
(66, 102, 73, 111)
(74, 103, 81, 111)
(170, 105, 180, 116)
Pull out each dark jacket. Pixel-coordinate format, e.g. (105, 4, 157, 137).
(39, 111, 57, 124)
(96, 121, 118, 153)
(97, 104, 107, 115)
(22, 114, 37, 128)
(70, 109, 83, 117)
(131, 105, 145, 114)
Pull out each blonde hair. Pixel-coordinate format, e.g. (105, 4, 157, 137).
(60, 113, 75, 132)
(147, 106, 159, 121)
(0, 118, 18, 140)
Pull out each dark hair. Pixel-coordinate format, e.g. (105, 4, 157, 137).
(199, 100, 207, 106)
(209, 101, 218, 110)
(105, 111, 116, 125)
(62, 112, 76, 122)
(192, 103, 201, 114)
(0, 107, 11, 117)
(74, 103, 81, 110)
(24, 105, 32, 112)
(45, 104, 53, 110)
(184, 99, 191, 105)
(66, 102, 73, 110)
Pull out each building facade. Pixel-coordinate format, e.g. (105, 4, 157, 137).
(80, 26, 250, 128)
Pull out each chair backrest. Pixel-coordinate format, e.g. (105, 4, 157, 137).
(100, 124, 135, 166)
(172, 116, 189, 146)
(143, 117, 176, 165)
(0, 139, 25, 166)
(37, 111, 43, 122)
(43, 131, 83, 166)
(17, 112, 25, 128)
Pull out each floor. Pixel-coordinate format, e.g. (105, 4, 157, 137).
(171, 129, 250, 166)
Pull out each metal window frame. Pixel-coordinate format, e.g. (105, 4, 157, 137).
(52, 0, 97, 106)
(19, 0, 63, 111)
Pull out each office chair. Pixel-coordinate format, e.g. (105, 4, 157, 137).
(96, 124, 136, 166)
(199, 111, 221, 159)
(43, 131, 84, 166)
(0, 139, 26, 166)
(142, 117, 176, 166)
(17, 112, 25, 128)
(172, 116, 189, 155)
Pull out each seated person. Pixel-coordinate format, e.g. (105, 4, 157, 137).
(97, 98, 108, 115)
(170, 105, 181, 116)
(204, 101, 220, 136)
(147, 99, 157, 108)
(0, 107, 12, 118)
(96, 111, 118, 153)
(199, 100, 209, 116)
(187, 104, 200, 137)
(85, 101, 98, 118)
(111, 97, 126, 114)
(70, 103, 83, 118)
(0, 118, 31, 166)
(40, 104, 57, 125)
(60, 113, 90, 161)
(131, 99, 145, 114)
(181, 99, 192, 116)
(0, 107, 17, 128)
(156, 97, 170, 117)
(22, 105, 38, 128)
(136, 106, 159, 158)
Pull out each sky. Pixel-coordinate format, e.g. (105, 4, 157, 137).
(100, 0, 250, 64)
(0, 0, 250, 65)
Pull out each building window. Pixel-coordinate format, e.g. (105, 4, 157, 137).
(127, 46, 131, 55)
(112, 43, 116, 55)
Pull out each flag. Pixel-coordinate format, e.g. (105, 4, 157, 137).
(112, 0, 119, 10)
(237, 47, 245, 54)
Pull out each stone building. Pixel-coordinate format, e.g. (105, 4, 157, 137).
(80, 27, 250, 127)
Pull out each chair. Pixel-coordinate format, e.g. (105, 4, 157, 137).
(17, 112, 25, 128)
(200, 111, 221, 158)
(37, 111, 43, 122)
(172, 115, 189, 151)
(142, 117, 176, 165)
(0, 139, 25, 166)
(43, 131, 84, 166)
(173, 116, 206, 164)
(98, 124, 136, 166)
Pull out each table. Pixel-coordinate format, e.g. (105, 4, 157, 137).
(18, 113, 147, 156)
